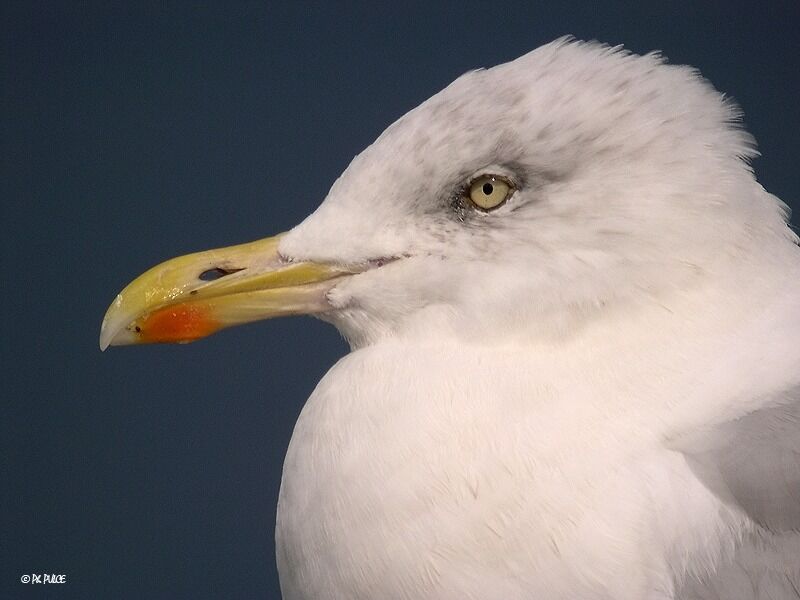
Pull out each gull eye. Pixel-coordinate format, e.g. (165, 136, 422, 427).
(467, 175, 513, 211)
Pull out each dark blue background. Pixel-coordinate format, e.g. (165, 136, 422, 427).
(3, 2, 798, 598)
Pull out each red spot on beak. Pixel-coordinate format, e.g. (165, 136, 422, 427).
(137, 303, 220, 344)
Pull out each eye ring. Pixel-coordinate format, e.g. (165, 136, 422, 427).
(466, 175, 514, 211)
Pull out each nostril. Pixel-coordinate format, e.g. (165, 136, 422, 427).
(199, 267, 243, 282)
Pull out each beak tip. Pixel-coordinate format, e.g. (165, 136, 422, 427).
(99, 312, 126, 351)
(99, 326, 113, 352)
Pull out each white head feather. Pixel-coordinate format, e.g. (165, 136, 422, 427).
(280, 38, 796, 348)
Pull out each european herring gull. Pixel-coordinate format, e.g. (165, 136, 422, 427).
(101, 38, 800, 599)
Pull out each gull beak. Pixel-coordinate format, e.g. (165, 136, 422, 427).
(99, 233, 350, 350)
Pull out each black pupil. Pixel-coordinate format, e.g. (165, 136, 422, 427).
(482, 182, 494, 195)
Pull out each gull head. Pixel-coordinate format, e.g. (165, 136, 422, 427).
(100, 38, 794, 351)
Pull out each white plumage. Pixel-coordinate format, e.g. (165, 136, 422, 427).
(274, 39, 800, 599)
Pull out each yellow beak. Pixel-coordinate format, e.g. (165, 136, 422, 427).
(99, 233, 350, 350)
